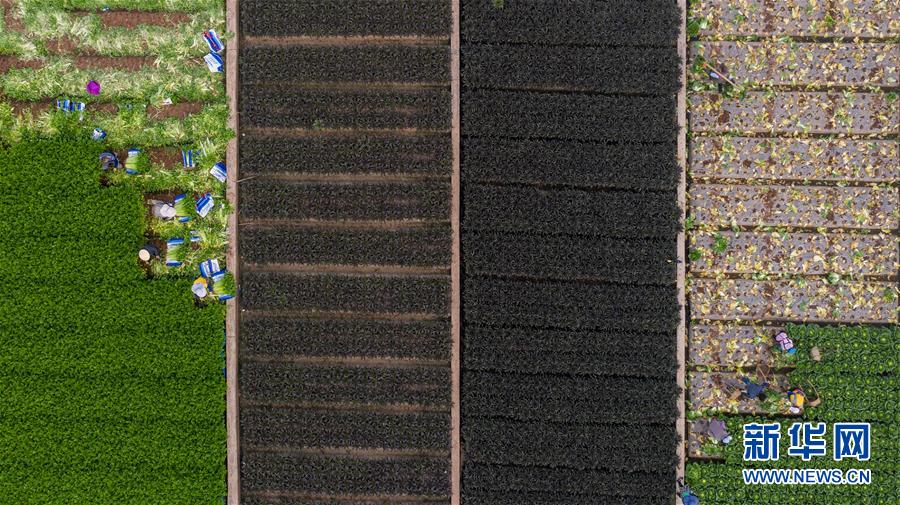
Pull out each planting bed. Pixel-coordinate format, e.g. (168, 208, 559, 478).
(237, 1, 452, 502)
(459, 1, 681, 503)
(0, 1, 230, 503)
(0, 140, 225, 503)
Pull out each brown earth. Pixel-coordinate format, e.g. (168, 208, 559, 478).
(148, 101, 203, 119)
(148, 147, 186, 167)
(0, 56, 42, 73)
(1, 0, 24, 32)
(44, 37, 80, 55)
(71, 10, 191, 29)
(74, 56, 156, 71)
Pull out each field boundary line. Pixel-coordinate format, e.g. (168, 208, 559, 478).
(676, 0, 688, 494)
(225, 0, 240, 503)
(450, 1, 462, 504)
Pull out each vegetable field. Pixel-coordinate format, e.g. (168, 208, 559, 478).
(687, 325, 898, 504)
(685, 0, 899, 502)
(237, 0, 453, 502)
(1, 0, 229, 503)
(0, 139, 225, 503)
(459, 1, 681, 503)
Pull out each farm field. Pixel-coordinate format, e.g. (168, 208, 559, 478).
(0, 0, 230, 503)
(459, 1, 682, 504)
(685, 0, 899, 502)
(236, 0, 453, 502)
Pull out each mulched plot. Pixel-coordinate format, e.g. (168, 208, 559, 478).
(463, 231, 676, 284)
(690, 231, 898, 276)
(689, 41, 898, 87)
(689, 371, 792, 415)
(690, 184, 898, 229)
(690, 278, 897, 322)
(692, 0, 899, 38)
(690, 91, 898, 134)
(690, 137, 898, 182)
(688, 324, 775, 366)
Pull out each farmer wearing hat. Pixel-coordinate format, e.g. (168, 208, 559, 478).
(138, 243, 160, 262)
(150, 200, 177, 220)
(787, 387, 807, 414)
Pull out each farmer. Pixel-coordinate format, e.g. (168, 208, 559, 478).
(150, 200, 176, 220)
(192, 276, 210, 299)
(138, 243, 160, 262)
(708, 418, 732, 444)
(677, 478, 700, 505)
(99, 151, 119, 171)
(775, 331, 797, 354)
(787, 387, 807, 414)
(742, 376, 769, 401)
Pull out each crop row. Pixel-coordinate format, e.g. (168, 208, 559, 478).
(463, 326, 676, 378)
(462, 44, 679, 94)
(690, 92, 897, 135)
(463, 231, 676, 284)
(691, 0, 897, 37)
(241, 226, 450, 266)
(240, 317, 450, 360)
(239, 134, 450, 175)
(0, 415, 223, 470)
(691, 184, 898, 230)
(462, 371, 679, 424)
(689, 41, 897, 87)
(690, 278, 896, 323)
(240, 272, 450, 314)
(788, 324, 897, 372)
(462, 90, 676, 141)
(241, 407, 450, 451)
(463, 278, 679, 332)
(240, 87, 451, 130)
(690, 137, 897, 183)
(240, 362, 450, 407)
(240, 0, 451, 37)
(462, 184, 678, 238)
(241, 451, 450, 496)
(462, 418, 677, 472)
(240, 46, 450, 84)
(464, 461, 672, 498)
(462, 138, 677, 190)
(690, 231, 898, 276)
(461, 0, 680, 46)
(688, 324, 770, 367)
(240, 180, 450, 221)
